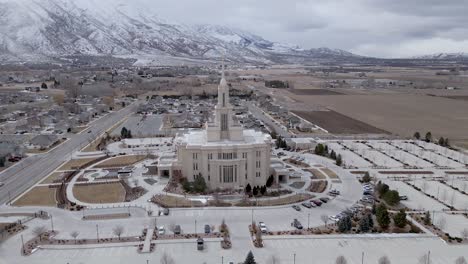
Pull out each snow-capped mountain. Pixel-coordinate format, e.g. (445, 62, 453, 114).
(413, 53, 468, 60)
(0, 0, 361, 65)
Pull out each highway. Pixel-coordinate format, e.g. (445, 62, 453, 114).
(0, 102, 139, 205)
(246, 101, 291, 138)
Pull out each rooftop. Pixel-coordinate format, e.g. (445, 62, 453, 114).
(178, 129, 271, 147)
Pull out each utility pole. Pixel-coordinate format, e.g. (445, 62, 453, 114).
(96, 224, 99, 243)
(195, 219, 197, 234)
(293, 253, 296, 264)
(50, 215, 54, 232)
(221, 256, 224, 264)
(21, 234, 25, 254)
(427, 250, 431, 264)
(361, 251, 364, 264)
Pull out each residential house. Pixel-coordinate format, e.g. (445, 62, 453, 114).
(29, 134, 59, 150)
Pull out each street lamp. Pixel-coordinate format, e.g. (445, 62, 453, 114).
(50, 215, 54, 232)
(307, 213, 310, 230)
(293, 253, 296, 264)
(195, 219, 197, 234)
(96, 224, 99, 243)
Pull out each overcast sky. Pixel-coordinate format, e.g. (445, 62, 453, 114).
(149, 0, 468, 58)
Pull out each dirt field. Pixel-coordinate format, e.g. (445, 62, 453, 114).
(307, 169, 327, 179)
(94, 155, 146, 168)
(321, 168, 339, 179)
(40, 172, 65, 184)
(289, 89, 343, 95)
(73, 183, 126, 204)
(57, 158, 100, 171)
(293, 110, 388, 134)
(13, 186, 56, 207)
(307, 181, 328, 193)
(291, 94, 468, 139)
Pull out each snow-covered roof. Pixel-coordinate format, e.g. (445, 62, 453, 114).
(178, 129, 270, 148)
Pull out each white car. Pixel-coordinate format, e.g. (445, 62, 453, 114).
(328, 215, 340, 222)
(158, 226, 165, 235)
(258, 222, 267, 233)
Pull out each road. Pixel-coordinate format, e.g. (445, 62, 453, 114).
(246, 102, 291, 138)
(0, 102, 139, 205)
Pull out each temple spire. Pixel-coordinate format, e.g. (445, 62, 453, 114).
(221, 54, 225, 79)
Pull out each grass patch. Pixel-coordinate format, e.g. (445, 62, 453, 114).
(13, 186, 57, 207)
(307, 180, 328, 193)
(73, 183, 126, 204)
(94, 155, 146, 168)
(256, 194, 314, 206)
(322, 168, 339, 179)
(306, 169, 327, 179)
(57, 158, 100, 171)
(152, 195, 204, 208)
(40, 172, 65, 184)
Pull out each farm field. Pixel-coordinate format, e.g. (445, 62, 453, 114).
(289, 94, 468, 140)
(292, 110, 388, 134)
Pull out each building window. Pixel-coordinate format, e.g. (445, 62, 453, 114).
(208, 153, 213, 160)
(193, 163, 198, 171)
(208, 175, 210, 181)
(242, 152, 247, 159)
(256, 161, 260, 168)
(222, 93, 226, 107)
(208, 164, 210, 171)
(256, 151, 261, 157)
(193, 153, 198, 160)
(221, 114, 228, 131)
(256, 172, 261, 177)
(222, 165, 234, 183)
(219, 166, 222, 182)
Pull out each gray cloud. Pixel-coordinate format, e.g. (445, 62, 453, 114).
(104, 0, 468, 57)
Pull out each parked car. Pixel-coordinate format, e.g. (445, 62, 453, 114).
(319, 197, 330, 203)
(311, 200, 322, 206)
(328, 215, 340, 222)
(292, 219, 303, 229)
(163, 208, 170, 216)
(174, 225, 181, 235)
(197, 238, 204, 250)
(399, 195, 408, 200)
(204, 224, 211, 234)
(301, 202, 312, 209)
(292, 205, 301, 211)
(158, 226, 165, 235)
(329, 189, 340, 196)
(259, 222, 267, 233)
(309, 201, 317, 207)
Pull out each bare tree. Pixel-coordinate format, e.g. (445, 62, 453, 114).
(336, 255, 347, 264)
(378, 255, 391, 264)
(321, 214, 329, 227)
(456, 256, 467, 264)
(441, 189, 448, 202)
(160, 252, 175, 264)
(70, 231, 79, 244)
(113, 225, 125, 240)
(419, 253, 432, 264)
(267, 255, 281, 264)
(460, 228, 468, 241)
(436, 216, 447, 230)
(33, 226, 47, 241)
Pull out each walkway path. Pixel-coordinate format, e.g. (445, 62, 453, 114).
(141, 228, 154, 253)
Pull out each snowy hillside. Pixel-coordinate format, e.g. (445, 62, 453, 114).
(0, 0, 361, 64)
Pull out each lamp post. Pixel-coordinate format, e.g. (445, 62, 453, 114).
(195, 219, 197, 234)
(50, 215, 54, 232)
(307, 213, 310, 230)
(21, 234, 25, 254)
(293, 253, 296, 264)
(361, 251, 364, 264)
(96, 224, 99, 243)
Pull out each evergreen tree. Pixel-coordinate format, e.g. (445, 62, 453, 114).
(423, 211, 431, 225)
(438, 137, 445, 146)
(425, 132, 432, 142)
(413, 132, 421, 140)
(245, 184, 252, 194)
(330, 150, 337, 160)
(358, 216, 370, 232)
(367, 213, 374, 228)
(383, 190, 400, 206)
(362, 172, 371, 183)
(244, 251, 257, 264)
(120, 127, 128, 138)
(444, 138, 449, 147)
(260, 186, 267, 195)
(376, 204, 390, 229)
(337, 215, 352, 233)
(336, 154, 343, 166)
(253, 186, 259, 196)
(266, 175, 274, 187)
(41, 82, 48, 89)
(393, 209, 407, 228)
(127, 130, 133, 138)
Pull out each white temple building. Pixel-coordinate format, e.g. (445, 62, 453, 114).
(169, 67, 272, 190)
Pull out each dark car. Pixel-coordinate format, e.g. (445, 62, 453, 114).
(292, 219, 303, 229)
(301, 202, 312, 209)
(163, 208, 170, 216)
(311, 200, 322, 206)
(292, 205, 301, 211)
(319, 197, 330, 203)
(174, 225, 181, 234)
(204, 224, 211, 234)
